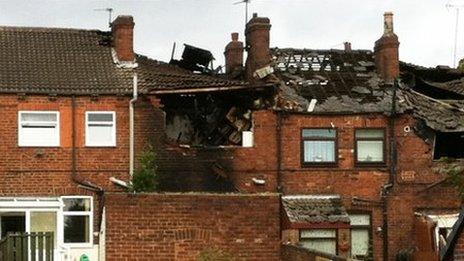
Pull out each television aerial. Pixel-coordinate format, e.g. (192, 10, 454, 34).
(234, 0, 252, 26)
(94, 8, 114, 28)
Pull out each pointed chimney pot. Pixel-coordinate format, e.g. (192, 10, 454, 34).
(374, 12, 399, 84)
(112, 15, 135, 62)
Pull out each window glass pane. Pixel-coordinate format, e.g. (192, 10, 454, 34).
(302, 129, 336, 138)
(301, 229, 336, 238)
(351, 229, 369, 257)
(304, 141, 335, 162)
(356, 129, 384, 138)
(63, 198, 91, 212)
(357, 140, 383, 162)
(349, 214, 371, 226)
(21, 113, 57, 122)
(20, 128, 58, 146)
(31, 212, 57, 245)
(88, 125, 114, 145)
(88, 113, 113, 122)
(64, 216, 89, 243)
(300, 239, 337, 254)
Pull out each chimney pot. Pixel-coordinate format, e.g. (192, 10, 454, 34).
(383, 11, 394, 36)
(344, 42, 352, 52)
(111, 15, 135, 62)
(231, 32, 239, 41)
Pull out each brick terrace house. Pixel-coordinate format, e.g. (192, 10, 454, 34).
(0, 15, 255, 260)
(0, 10, 463, 261)
(156, 12, 464, 260)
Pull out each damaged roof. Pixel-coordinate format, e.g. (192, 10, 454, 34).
(282, 195, 350, 227)
(403, 89, 464, 132)
(271, 48, 398, 113)
(269, 47, 464, 132)
(0, 26, 243, 95)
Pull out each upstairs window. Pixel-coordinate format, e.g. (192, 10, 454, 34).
(18, 111, 60, 147)
(85, 112, 116, 147)
(355, 129, 385, 164)
(302, 128, 337, 166)
(62, 197, 92, 245)
(434, 132, 464, 159)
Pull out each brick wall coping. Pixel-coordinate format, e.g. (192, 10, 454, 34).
(106, 192, 280, 197)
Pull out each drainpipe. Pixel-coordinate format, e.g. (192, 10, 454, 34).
(276, 111, 283, 193)
(129, 73, 138, 178)
(382, 79, 398, 261)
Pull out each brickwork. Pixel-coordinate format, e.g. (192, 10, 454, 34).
(281, 244, 348, 261)
(105, 193, 281, 261)
(201, 110, 460, 260)
(452, 230, 464, 260)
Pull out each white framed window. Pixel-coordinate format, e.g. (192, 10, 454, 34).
(18, 111, 60, 147)
(300, 229, 337, 255)
(62, 196, 93, 247)
(85, 111, 116, 147)
(349, 213, 372, 259)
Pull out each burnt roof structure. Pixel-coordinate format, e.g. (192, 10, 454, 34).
(0, 26, 244, 96)
(268, 47, 464, 133)
(271, 48, 401, 114)
(282, 195, 350, 228)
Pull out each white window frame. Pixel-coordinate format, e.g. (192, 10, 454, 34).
(18, 111, 60, 147)
(85, 111, 116, 147)
(61, 196, 93, 248)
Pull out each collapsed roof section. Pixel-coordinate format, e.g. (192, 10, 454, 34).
(270, 48, 406, 114)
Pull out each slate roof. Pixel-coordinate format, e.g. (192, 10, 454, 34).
(271, 48, 397, 113)
(282, 195, 350, 224)
(0, 26, 243, 95)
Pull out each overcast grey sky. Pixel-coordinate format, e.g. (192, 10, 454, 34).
(0, 0, 463, 68)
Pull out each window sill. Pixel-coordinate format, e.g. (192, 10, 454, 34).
(85, 145, 117, 148)
(354, 163, 387, 168)
(18, 145, 60, 148)
(301, 163, 338, 168)
(62, 243, 94, 249)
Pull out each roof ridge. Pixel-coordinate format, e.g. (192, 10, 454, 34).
(0, 25, 106, 34)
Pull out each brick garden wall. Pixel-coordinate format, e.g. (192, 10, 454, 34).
(281, 244, 348, 261)
(105, 193, 281, 261)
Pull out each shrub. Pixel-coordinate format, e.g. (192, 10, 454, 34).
(131, 145, 158, 192)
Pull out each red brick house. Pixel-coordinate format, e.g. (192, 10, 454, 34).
(0, 15, 254, 260)
(0, 9, 463, 261)
(156, 12, 464, 261)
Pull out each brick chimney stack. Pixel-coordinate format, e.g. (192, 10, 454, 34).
(224, 32, 244, 76)
(245, 13, 271, 82)
(112, 15, 135, 62)
(374, 12, 399, 84)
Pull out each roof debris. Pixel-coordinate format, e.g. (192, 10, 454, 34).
(282, 195, 350, 225)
